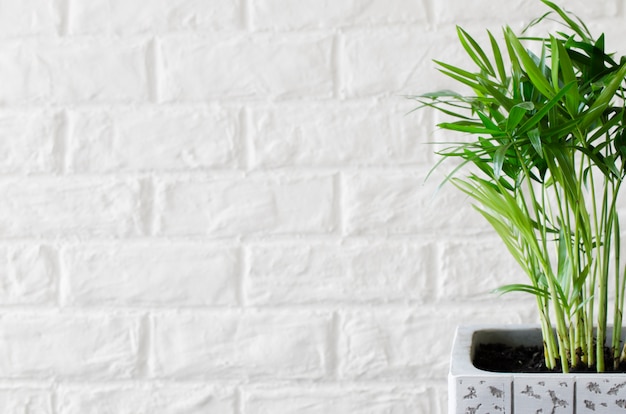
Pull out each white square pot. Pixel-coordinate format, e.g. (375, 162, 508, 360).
(449, 325, 626, 414)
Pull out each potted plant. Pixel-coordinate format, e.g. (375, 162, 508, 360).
(413, 0, 626, 412)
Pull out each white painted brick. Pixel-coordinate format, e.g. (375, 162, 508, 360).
(0, 39, 149, 104)
(156, 175, 336, 237)
(250, 100, 430, 168)
(150, 311, 332, 380)
(0, 178, 144, 238)
(0, 110, 60, 174)
(0, 388, 52, 413)
(0, 244, 57, 305)
(246, 241, 433, 304)
(341, 28, 457, 97)
(433, 0, 534, 24)
(68, 0, 243, 34)
(433, 0, 620, 24)
(62, 243, 238, 307)
(251, 0, 427, 30)
(344, 171, 485, 236)
(67, 107, 241, 173)
(0, 0, 59, 37)
(438, 239, 526, 301)
(338, 305, 538, 381)
(339, 308, 450, 381)
(243, 385, 437, 414)
(158, 34, 334, 101)
(0, 313, 141, 379)
(0, 42, 50, 104)
(58, 384, 235, 414)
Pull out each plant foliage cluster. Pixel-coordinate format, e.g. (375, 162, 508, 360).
(415, 0, 626, 372)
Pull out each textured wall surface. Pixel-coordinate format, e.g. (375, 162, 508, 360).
(0, 0, 622, 413)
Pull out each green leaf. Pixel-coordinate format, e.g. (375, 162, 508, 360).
(478, 79, 516, 112)
(555, 38, 581, 115)
(437, 121, 503, 135)
(528, 128, 543, 156)
(507, 102, 535, 132)
(505, 27, 556, 99)
(493, 283, 550, 298)
(586, 110, 623, 145)
(434, 60, 478, 82)
(477, 111, 501, 131)
(457, 26, 495, 76)
(416, 90, 463, 99)
(517, 82, 575, 134)
(489, 30, 508, 84)
(581, 63, 626, 131)
(493, 143, 512, 179)
(412, 98, 473, 120)
(550, 35, 560, 90)
(437, 69, 481, 91)
(540, 0, 592, 42)
(556, 229, 572, 290)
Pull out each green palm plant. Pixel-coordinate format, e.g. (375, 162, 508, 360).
(415, 0, 626, 373)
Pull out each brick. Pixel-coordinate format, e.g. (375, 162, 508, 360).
(438, 239, 525, 300)
(0, 0, 59, 37)
(158, 34, 334, 101)
(0, 313, 141, 379)
(250, 100, 430, 168)
(68, 0, 243, 34)
(0, 244, 57, 305)
(150, 311, 332, 380)
(0, 39, 149, 104)
(62, 243, 238, 306)
(341, 28, 457, 97)
(338, 305, 537, 381)
(0, 110, 60, 174)
(67, 107, 241, 173)
(433, 0, 619, 24)
(0, 177, 144, 238)
(251, 0, 427, 30)
(246, 241, 433, 304)
(156, 175, 336, 237)
(339, 308, 449, 381)
(58, 384, 235, 414)
(0, 388, 52, 413)
(243, 385, 437, 414)
(344, 171, 484, 236)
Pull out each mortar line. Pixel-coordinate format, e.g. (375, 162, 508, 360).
(235, 387, 243, 414)
(57, 0, 70, 36)
(56, 109, 70, 175)
(242, 0, 252, 31)
(327, 311, 341, 380)
(38, 378, 444, 388)
(139, 176, 156, 237)
(241, 106, 254, 171)
(333, 32, 344, 100)
(146, 38, 160, 104)
(237, 246, 248, 308)
(56, 244, 68, 308)
(335, 172, 346, 237)
(137, 312, 151, 379)
(422, 0, 435, 28)
(51, 386, 59, 414)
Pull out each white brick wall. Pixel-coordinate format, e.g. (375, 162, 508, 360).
(0, 0, 616, 413)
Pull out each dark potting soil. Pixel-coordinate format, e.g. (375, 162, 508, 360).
(473, 343, 626, 373)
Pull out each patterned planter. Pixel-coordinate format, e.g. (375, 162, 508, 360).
(449, 325, 626, 414)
